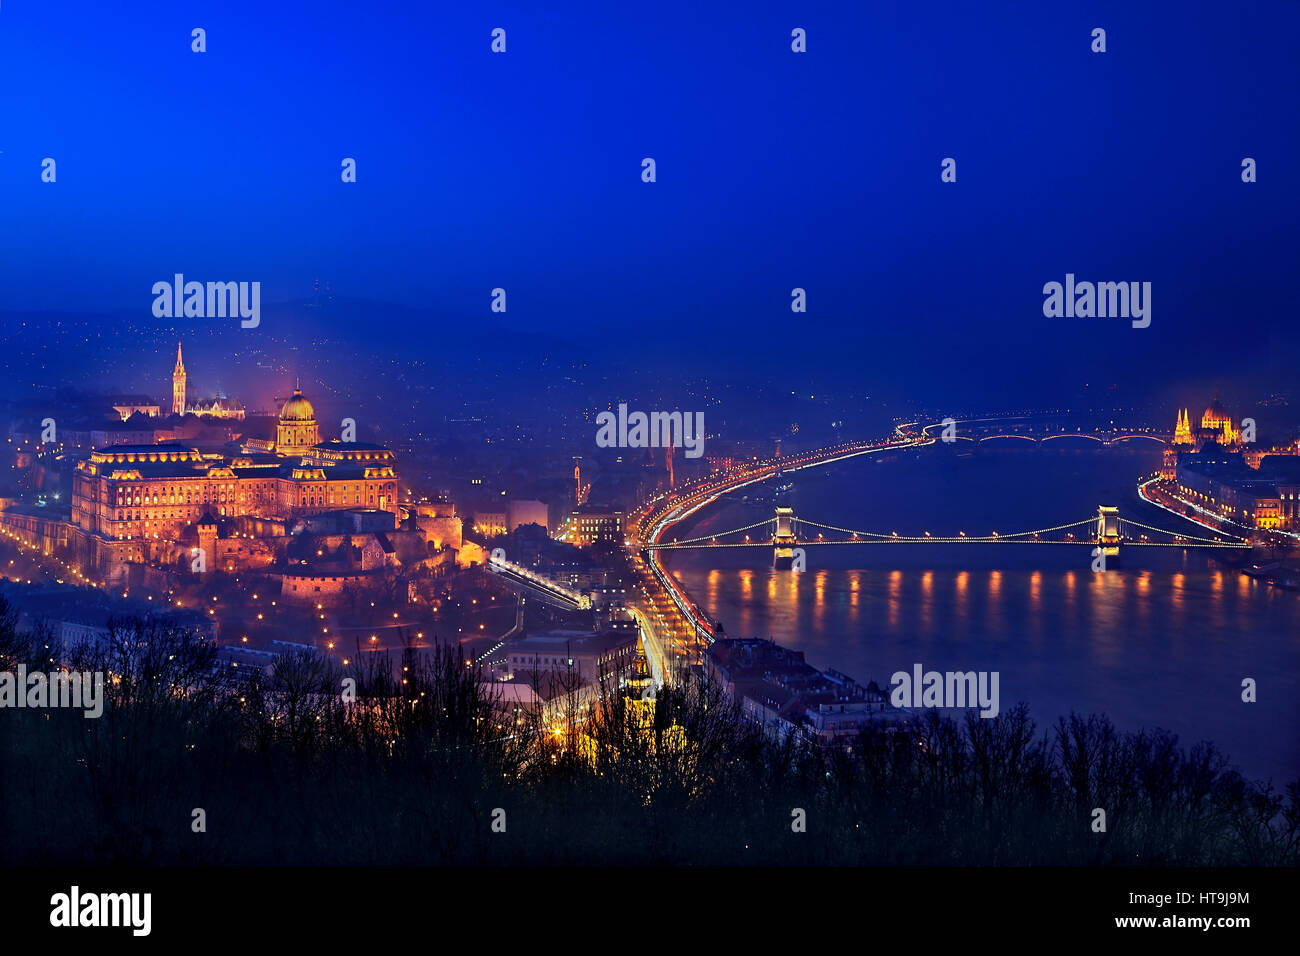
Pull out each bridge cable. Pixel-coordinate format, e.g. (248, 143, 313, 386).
(1118, 517, 1246, 546)
(660, 517, 776, 546)
(793, 516, 1097, 542)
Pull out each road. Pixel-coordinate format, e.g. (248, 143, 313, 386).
(629, 605, 668, 686)
(627, 430, 932, 671)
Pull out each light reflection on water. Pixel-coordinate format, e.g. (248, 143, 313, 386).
(666, 448, 1300, 782)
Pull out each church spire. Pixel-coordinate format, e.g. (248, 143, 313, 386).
(172, 342, 186, 416)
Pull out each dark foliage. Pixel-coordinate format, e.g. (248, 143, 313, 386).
(2, 599, 1296, 866)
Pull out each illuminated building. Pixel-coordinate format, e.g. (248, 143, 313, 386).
(1200, 393, 1237, 443)
(1168, 392, 1300, 485)
(472, 512, 507, 536)
(1242, 440, 1300, 469)
(1175, 451, 1285, 530)
(1159, 446, 1179, 480)
(1166, 391, 1250, 484)
(171, 343, 247, 420)
(1173, 391, 1241, 451)
(186, 396, 245, 420)
(563, 506, 625, 546)
(274, 380, 319, 455)
(621, 638, 656, 731)
(503, 629, 638, 683)
(1166, 390, 1300, 528)
(109, 396, 162, 420)
(50, 378, 398, 580)
(1259, 456, 1300, 530)
(1173, 409, 1193, 446)
(172, 343, 186, 416)
(409, 503, 463, 551)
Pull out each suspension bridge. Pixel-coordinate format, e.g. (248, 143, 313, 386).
(643, 505, 1251, 568)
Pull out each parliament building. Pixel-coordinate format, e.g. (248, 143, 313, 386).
(1173, 392, 1242, 449)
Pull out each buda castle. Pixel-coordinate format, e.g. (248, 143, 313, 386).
(57, 345, 399, 576)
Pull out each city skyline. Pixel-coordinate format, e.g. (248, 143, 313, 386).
(2, 0, 1297, 934)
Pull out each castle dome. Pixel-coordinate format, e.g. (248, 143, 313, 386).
(280, 382, 315, 422)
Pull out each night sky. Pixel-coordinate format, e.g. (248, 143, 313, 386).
(2, 1, 1297, 406)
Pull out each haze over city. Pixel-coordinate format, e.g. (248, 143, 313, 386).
(1, 0, 1296, 938)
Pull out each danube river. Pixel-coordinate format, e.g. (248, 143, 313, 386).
(664, 444, 1300, 783)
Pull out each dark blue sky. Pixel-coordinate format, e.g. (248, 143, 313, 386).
(1, 1, 1296, 403)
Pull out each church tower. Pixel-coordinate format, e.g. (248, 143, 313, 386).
(172, 343, 186, 416)
(1173, 408, 1193, 446)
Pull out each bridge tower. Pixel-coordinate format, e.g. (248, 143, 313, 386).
(773, 506, 797, 569)
(1096, 505, 1122, 568)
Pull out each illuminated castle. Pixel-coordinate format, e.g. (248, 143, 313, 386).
(275, 380, 319, 456)
(68, 375, 397, 564)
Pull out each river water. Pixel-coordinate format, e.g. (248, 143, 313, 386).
(663, 444, 1300, 783)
